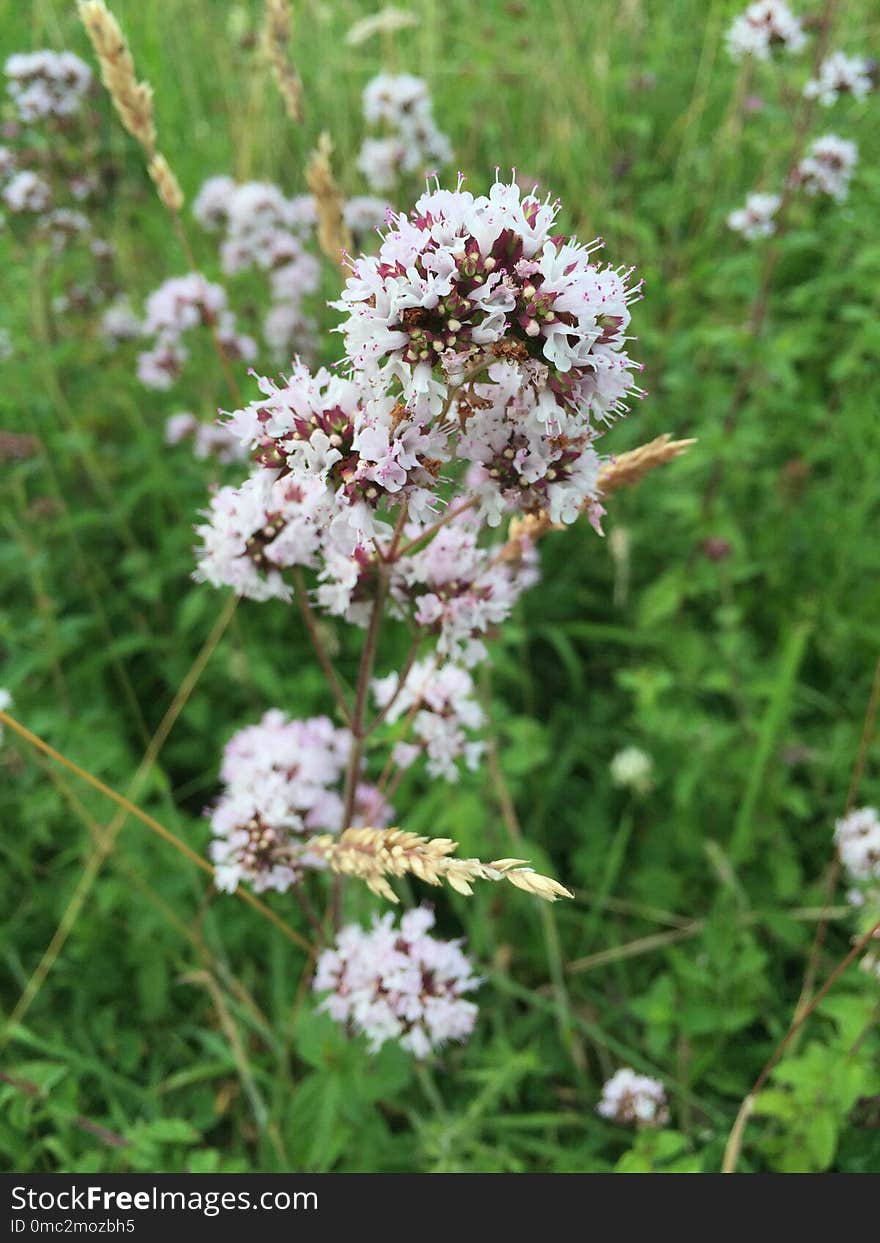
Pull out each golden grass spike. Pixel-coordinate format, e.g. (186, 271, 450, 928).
(490, 862, 575, 902)
(147, 153, 184, 213)
(596, 434, 696, 499)
(309, 828, 572, 904)
(79, 0, 184, 212)
(346, 6, 419, 47)
(264, 0, 304, 123)
(306, 132, 353, 277)
(78, 0, 156, 152)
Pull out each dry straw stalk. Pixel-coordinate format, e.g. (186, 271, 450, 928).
(79, 0, 184, 212)
(306, 132, 353, 276)
(264, 0, 304, 123)
(308, 827, 574, 904)
(597, 433, 696, 498)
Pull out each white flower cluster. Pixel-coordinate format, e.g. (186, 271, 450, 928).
(314, 907, 481, 1057)
(41, 207, 92, 254)
(835, 807, 880, 888)
(4, 50, 92, 122)
(610, 746, 654, 796)
(194, 394, 540, 635)
(836, 809, 880, 980)
(194, 177, 320, 359)
(137, 273, 257, 390)
(726, 191, 781, 240)
(793, 133, 858, 201)
(805, 51, 875, 108)
(209, 709, 391, 894)
(2, 49, 117, 308)
(725, 16, 871, 240)
(726, 1, 806, 62)
(194, 466, 327, 602)
(357, 73, 453, 193)
(2, 168, 51, 215)
(336, 179, 642, 432)
(597, 1068, 669, 1127)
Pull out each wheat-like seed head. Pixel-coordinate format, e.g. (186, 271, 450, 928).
(264, 0, 304, 123)
(502, 434, 695, 556)
(147, 153, 184, 214)
(308, 827, 573, 904)
(306, 132, 353, 277)
(78, 0, 156, 152)
(596, 434, 696, 499)
(79, 0, 185, 213)
(346, 6, 419, 47)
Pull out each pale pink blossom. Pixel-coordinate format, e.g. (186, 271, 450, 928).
(314, 907, 480, 1056)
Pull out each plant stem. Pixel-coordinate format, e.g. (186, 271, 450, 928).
(484, 704, 586, 1074)
(395, 497, 477, 560)
(332, 509, 408, 926)
(364, 632, 424, 736)
(292, 567, 353, 727)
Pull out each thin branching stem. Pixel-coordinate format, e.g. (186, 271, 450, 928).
(292, 566, 353, 727)
(395, 496, 477, 560)
(364, 632, 424, 736)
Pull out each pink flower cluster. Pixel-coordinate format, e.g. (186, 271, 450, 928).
(209, 710, 391, 894)
(192, 176, 389, 360)
(314, 907, 480, 1057)
(597, 1068, 669, 1128)
(137, 273, 256, 390)
(372, 658, 485, 781)
(4, 50, 92, 122)
(336, 178, 642, 431)
(357, 74, 453, 195)
(193, 177, 640, 813)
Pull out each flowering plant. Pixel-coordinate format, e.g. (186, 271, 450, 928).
(186, 172, 693, 1048)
